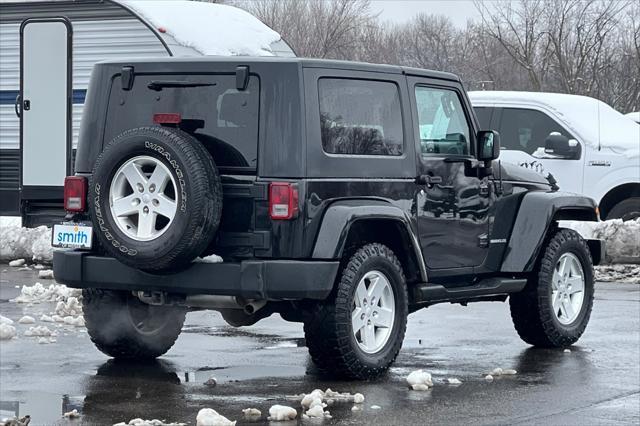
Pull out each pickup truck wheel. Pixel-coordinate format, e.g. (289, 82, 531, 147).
(89, 126, 222, 271)
(606, 198, 640, 221)
(509, 229, 594, 347)
(303, 243, 408, 379)
(83, 289, 186, 359)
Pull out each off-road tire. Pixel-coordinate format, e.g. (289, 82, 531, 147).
(509, 228, 594, 347)
(89, 126, 222, 271)
(304, 243, 408, 380)
(606, 197, 640, 221)
(83, 289, 186, 359)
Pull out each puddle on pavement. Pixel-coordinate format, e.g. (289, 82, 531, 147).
(0, 391, 84, 425)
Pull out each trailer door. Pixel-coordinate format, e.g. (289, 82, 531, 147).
(20, 17, 72, 200)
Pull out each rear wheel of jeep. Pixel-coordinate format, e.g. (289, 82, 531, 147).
(304, 243, 408, 379)
(83, 289, 186, 359)
(509, 228, 595, 347)
(89, 126, 222, 271)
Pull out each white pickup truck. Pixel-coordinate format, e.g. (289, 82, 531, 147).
(470, 91, 640, 220)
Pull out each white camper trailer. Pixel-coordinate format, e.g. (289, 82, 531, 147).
(0, 0, 294, 226)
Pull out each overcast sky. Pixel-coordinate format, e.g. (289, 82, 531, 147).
(370, 0, 481, 27)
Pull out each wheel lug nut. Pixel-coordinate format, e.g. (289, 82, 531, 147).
(149, 184, 156, 193)
(143, 206, 149, 214)
(360, 313, 365, 320)
(137, 183, 144, 192)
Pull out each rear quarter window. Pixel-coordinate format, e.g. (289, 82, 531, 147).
(318, 78, 403, 156)
(105, 74, 259, 172)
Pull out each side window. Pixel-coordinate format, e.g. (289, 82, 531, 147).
(414, 86, 470, 156)
(319, 78, 403, 156)
(473, 107, 493, 130)
(498, 108, 575, 156)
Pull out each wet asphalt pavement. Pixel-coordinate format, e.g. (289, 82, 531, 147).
(0, 264, 638, 426)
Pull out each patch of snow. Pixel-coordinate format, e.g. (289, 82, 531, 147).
(63, 409, 81, 419)
(561, 219, 640, 263)
(489, 367, 517, 376)
(490, 367, 503, 376)
(194, 254, 224, 264)
(503, 369, 517, 375)
(204, 377, 217, 387)
(370, 405, 381, 410)
(8, 259, 25, 267)
(114, 419, 186, 426)
(0, 225, 53, 263)
(124, 1, 282, 57)
(0, 323, 17, 340)
(11, 283, 81, 304)
(351, 406, 362, 412)
(24, 325, 57, 337)
(55, 296, 83, 317)
(564, 348, 571, 353)
(407, 369, 433, 390)
(595, 264, 640, 284)
(267, 405, 297, 421)
(241, 408, 261, 419)
(33, 264, 46, 270)
(305, 405, 331, 419)
(485, 374, 494, 381)
(40, 314, 54, 322)
(38, 269, 54, 279)
(0, 314, 14, 325)
(353, 393, 365, 404)
(195, 408, 235, 426)
(18, 315, 35, 324)
(447, 378, 462, 385)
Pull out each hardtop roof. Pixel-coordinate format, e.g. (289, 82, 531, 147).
(97, 56, 460, 82)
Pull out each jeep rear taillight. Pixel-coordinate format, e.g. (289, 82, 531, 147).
(64, 176, 87, 212)
(269, 182, 299, 220)
(153, 113, 182, 125)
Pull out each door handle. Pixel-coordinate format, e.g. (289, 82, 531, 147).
(14, 95, 21, 117)
(416, 174, 443, 185)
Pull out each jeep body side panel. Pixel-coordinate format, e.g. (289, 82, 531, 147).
(500, 191, 597, 272)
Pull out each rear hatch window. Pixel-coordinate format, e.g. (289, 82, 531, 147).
(105, 74, 259, 174)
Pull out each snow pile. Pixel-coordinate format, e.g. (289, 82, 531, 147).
(562, 219, 640, 263)
(299, 389, 331, 419)
(241, 408, 261, 420)
(595, 264, 640, 284)
(446, 378, 462, 385)
(406, 369, 433, 391)
(0, 323, 17, 340)
(267, 405, 297, 422)
(63, 409, 81, 419)
(11, 283, 81, 304)
(18, 315, 35, 324)
(24, 325, 57, 337)
(488, 367, 517, 376)
(113, 420, 186, 426)
(194, 254, 223, 264)
(0, 315, 14, 325)
(38, 269, 54, 279)
(0, 225, 53, 263)
(9, 259, 25, 267)
(124, 1, 282, 56)
(195, 409, 235, 426)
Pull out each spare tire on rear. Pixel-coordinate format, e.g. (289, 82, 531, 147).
(89, 126, 222, 271)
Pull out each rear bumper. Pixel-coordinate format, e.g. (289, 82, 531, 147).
(53, 251, 339, 300)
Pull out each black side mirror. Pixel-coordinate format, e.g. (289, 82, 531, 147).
(477, 130, 501, 162)
(544, 132, 580, 159)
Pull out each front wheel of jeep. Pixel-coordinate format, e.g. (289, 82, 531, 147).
(509, 228, 595, 347)
(304, 243, 408, 380)
(83, 289, 186, 359)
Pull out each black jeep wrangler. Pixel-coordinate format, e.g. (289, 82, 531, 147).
(53, 58, 604, 379)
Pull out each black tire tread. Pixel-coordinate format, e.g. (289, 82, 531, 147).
(304, 243, 408, 380)
(83, 288, 186, 359)
(509, 228, 594, 347)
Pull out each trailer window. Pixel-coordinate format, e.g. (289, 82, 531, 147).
(105, 74, 259, 172)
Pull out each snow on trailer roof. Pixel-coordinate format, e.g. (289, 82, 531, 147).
(469, 91, 640, 157)
(121, 0, 286, 57)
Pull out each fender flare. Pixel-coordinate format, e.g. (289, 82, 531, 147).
(311, 200, 428, 282)
(501, 191, 598, 272)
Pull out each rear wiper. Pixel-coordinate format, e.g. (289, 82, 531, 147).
(147, 81, 217, 91)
